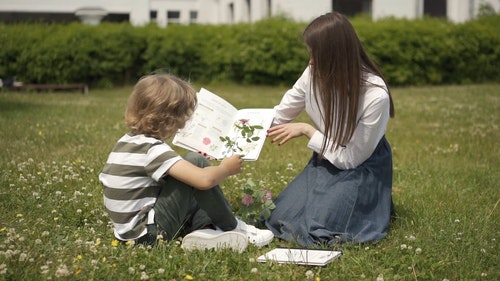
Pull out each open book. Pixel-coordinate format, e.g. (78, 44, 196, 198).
(172, 88, 274, 161)
(257, 248, 342, 266)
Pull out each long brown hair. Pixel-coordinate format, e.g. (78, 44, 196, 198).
(125, 74, 197, 139)
(303, 12, 394, 156)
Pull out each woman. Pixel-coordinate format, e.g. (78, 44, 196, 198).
(265, 12, 395, 246)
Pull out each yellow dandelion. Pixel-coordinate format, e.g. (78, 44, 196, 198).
(16, 213, 23, 218)
(185, 274, 194, 280)
(316, 277, 321, 281)
(76, 254, 83, 260)
(95, 239, 101, 246)
(38, 131, 44, 137)
(102, 257, 107, 262)
(111, 239, 119, 247)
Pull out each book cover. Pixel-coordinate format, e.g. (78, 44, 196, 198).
(172, 88, 274, 160)
(257, 248, 342, 266)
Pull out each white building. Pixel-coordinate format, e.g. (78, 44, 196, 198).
(0, 0, 497, 27)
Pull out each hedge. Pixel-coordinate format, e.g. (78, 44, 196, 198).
(0, 15, 498, 87)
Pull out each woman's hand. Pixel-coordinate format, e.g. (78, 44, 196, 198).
(267, 123, 316, 146)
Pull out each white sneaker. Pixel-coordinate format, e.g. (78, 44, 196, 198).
(234, 219, 274, 247)
(181, 229, 248, 253)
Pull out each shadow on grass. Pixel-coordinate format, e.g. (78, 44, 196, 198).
(0, 99, 43, 115)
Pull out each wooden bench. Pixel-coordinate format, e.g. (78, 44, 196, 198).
(9, 83, 89, 94)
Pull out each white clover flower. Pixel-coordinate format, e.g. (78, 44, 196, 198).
(139, 264, 146, 270)
(250, 267, 258, 273)
(400, 244, 407, 250)
(55, 264, 71, 277)
(4, 250, 15, 258)
(376, 274, 384, 281)
(406, 235, 416, 241)
(305, 270, 314, 279)
(0, 263, 7, 275)
(481, 272, 487, 277)
(248, 258, 255, 263)
(415, 248, 422, 254)
(454, 219, 460, 223)
(158, 268, 165, 274)
(140, 271, 149, 280)
(128, 267, 135, 274)
(18, 253, 27, 262)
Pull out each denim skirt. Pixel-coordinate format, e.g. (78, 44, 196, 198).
(265, 136, 393, 246)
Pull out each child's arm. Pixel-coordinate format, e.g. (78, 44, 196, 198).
(167, 154, 243, 190)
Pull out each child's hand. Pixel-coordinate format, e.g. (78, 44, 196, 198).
(220, 154, 243, 176)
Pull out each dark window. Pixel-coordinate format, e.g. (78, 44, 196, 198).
(102, 13, 129, 23)
(150, 10, 157, 21)
(190, 10, 198, 23)
(246, 0, 251, 21)
(424, 0, 447, 17)
(167, 10, 180, 24)
(332, 0, 372, 17)
(228, 3, 234, 23)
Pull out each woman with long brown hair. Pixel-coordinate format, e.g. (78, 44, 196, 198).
(265, 12, 395, 246)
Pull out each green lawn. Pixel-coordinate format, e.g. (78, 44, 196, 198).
(0, 83, 498, 280)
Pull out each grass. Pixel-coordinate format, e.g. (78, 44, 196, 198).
(0, 83, 498, 280)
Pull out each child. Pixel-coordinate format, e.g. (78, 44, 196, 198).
(99, 74, 273, 252)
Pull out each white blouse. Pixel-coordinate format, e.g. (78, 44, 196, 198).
(273, 66, 391, 170)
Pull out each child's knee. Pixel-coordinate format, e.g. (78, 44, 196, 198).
(184, 152, 210, 168)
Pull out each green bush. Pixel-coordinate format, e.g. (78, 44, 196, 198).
(0, 15, 498, 87)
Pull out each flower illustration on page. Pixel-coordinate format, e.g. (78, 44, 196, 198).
(219, 118, 263, 157)
(202, 137, 211, 145)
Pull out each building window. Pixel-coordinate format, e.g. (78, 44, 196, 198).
(424, 0, 446, 18)
(167, 10, 180, 24)
(332, 0, 371, 17)
(190, 10, 198, 24)
(246, 0, 251, 21)
(228, 3, 234, 23)
(150, 10, 157, 23)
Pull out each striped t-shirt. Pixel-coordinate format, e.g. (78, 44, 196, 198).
(99, 133, 182, 241)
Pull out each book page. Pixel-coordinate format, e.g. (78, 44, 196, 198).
(257, 248, 342, 266)
(173, 88, 238, 159)
(219, 108, 274, 160)
(173, 88, 274, 160)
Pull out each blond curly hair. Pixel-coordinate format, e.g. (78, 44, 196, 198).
(125, 74, 197, 139)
